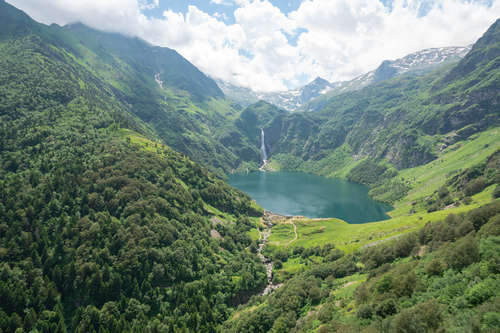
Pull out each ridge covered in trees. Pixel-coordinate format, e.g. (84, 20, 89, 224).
(0, 2, 265, 331)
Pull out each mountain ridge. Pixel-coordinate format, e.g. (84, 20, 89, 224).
(217, 45, 472, 111)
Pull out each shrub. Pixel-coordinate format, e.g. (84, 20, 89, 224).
(494, 185, 500, 199)
(375, 298, 397, 318)
(391, 300, 442, 333)
(425, 259, 445, 276)
(465, 278, 498, 305)
(318, 303, 336, 323)
(376, 275, 393, 294)
(444, 233, 480, 270)
(357, 304, 373, 319)
(465, 177, 486, 196)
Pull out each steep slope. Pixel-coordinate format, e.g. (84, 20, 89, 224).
(302, 45, 471, 112)
(54, 23, 256, 174)
(258, 77, 339, 111)
(237, 19, 499, 199)
(235, 101, 287, 150)
(224, 200, 500, 332)
(0, 1, 266, 331)
(0, 1, 261, 175)
(65, 23, 224, 102)
(348, 46, 471, 89)
(215, 78, 260, 107)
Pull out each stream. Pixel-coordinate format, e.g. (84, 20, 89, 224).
(258, 212, 283, 295)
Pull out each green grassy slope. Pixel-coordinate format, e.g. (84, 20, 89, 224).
(57, 23, 262, 175)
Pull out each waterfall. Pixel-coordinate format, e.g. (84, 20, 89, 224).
(260, 128, 268, 163)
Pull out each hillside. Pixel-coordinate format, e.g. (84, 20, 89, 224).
(224, 200, 500, 332)
(55, 23, 259, 175)
(236, 18, 500, 204)
(0, 1, 265, 175)
(221, 21, 500, 331)
(0, 1, 266, 331)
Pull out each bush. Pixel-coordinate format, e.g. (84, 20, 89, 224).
(318, 303, 336, 323)
(376, 275, 393, 294)
(391, 300, 442, 333)
(444, 234, 480, 270)
(478, 215, 500, 238)
(494, 185, 500, 199)
(438, 186, 449, 198)
(465, 278, 498, 305)
(425, 259, 445, 276)
(375, 298, 397, 318)
(465, 177, 486, 196)
(357, 304, 373, 319)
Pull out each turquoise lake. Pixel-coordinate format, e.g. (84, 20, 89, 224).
(228, 171, 392, 223)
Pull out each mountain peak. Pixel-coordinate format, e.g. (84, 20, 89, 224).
(309, 77, 330, 85)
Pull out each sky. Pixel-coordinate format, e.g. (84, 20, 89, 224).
(6, 0, 500, 92)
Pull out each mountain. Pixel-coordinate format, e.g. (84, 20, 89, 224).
(233, 18, 500, 202)
(217, 76, 339, 111)
(65, 23, 224, 102)
(345, 45, 471, 89)
(257, 77, 339, 111)
(224, 199, 500, 332)
(217, 46, 470, 112)
(0, 1, 266, 331)
(215, 78, 260, 107)
(222, 22, 500, 332)
(302, 45, 472, 111)
(53, 24, 257, 174)
(0, 4, 266, 175)
(1, 0, 499, 331)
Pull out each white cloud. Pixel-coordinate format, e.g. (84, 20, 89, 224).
(5, 0, 500, 92)
(210, 0, 234, 6)
(139, 0, 159, 10)
(290, 0, 500, 82)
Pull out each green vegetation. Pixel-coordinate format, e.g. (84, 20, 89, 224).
(225, 201, 500, 332)
(1, 1, 499, 332)
(0, 2, 269, 176)
(0, 2, 266, 331)
(264, 142, 500, 282)
(242, 19, 500, 199)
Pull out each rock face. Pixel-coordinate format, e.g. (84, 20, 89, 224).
(216, 77, 338, 111)
(216, 46, 471, 111)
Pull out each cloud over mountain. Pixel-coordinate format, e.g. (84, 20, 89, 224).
(7, 0, 500, 91)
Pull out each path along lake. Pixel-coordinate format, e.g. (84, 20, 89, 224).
(228, 171, 392, 223)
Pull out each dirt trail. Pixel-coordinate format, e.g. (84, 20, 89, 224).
(287, 221, 298, 245)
